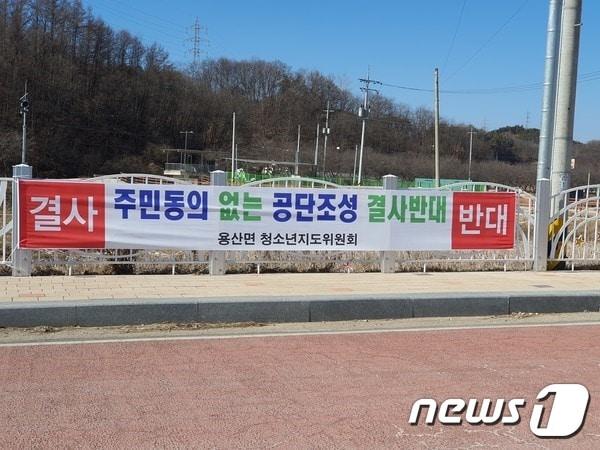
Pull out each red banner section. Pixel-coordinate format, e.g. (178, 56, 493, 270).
(451, 192, 517, 249)
(19, 180, 106, 248)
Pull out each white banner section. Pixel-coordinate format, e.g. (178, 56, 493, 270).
(105, 185, 453, 251)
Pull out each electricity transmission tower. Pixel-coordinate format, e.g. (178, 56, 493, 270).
(188, 17, 208, 65)
(192, 18, 201, 63)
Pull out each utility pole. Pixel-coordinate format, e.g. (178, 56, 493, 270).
(434, 68, 441, 187)
(231, 112, 236, 183)
(467, 127, 477, 181)
(551, 0, 583, 210)
(357, 71, 381, 185)
(19, 81, 29, 164)
(353, 144, 358, 185)
(533, 0, 564, 271)
(295, 125, 301, 175)
(321, 101, 335, 176)
(179, 130, 194, 164)
(314, 122, 320, 175)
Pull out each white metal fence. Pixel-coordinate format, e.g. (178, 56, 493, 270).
(3, 172, 598, 274)
(31, 174, 205, 274)
(385, 181, 536, 271)
(0, 178, 13, 268)
(550, 184, 600, 267)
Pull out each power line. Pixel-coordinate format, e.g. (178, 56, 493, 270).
(95, 0, 220, 60)
(95, 0, 188, 39)
(104, 0, 187, 29)
(442, 0, 468, 72)
(380, 69, 600, 96)
(92, 0, 189, 49)
(379, 82, 432, 93)
(445, 0, 531, 82)
(92, 8, 188, 54)
(88, 2, 190, 61)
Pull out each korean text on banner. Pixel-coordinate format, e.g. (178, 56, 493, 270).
(18, 180, 517, 252)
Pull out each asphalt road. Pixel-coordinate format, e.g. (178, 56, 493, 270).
(1, 313, 600, 448)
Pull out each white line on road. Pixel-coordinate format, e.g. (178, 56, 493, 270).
(1, 320, 600, 348)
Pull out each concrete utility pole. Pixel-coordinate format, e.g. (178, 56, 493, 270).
(314, 122, 320, 170)
(551, 0, 582, 209)
(467, 127, 477, 181)
(353, 144, 358, 185)
(434, 68, 441, 188)
(295, 125, 301, 175)
(322, 101, 335, 175)
(19, 81, 29, 164)
(533, 0, 565, 271)
(231, 112, 236, 183)
(357, 71, 381, 185)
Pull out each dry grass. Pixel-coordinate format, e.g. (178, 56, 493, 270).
(13, 248, 536, 276)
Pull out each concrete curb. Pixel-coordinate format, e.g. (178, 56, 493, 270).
(1, 291, 600, 328)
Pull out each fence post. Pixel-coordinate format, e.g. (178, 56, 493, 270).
(533, 178, 551, 271)
(12, 164, 32, 277)
(209, 170, 226, 275)
(380, 174, 397, 273)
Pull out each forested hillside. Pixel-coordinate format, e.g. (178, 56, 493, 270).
(1, 0, 598, 188)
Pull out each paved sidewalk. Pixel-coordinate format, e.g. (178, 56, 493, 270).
(1, 271, 600, 327)
(0, 271, 599, 303)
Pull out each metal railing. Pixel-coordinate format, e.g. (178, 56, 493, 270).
(88, 173, 189, 185)
(163, 163, 208, 176)
(221, 179, 536, 273)
(550, 184, 600, 266)
(30, 174, 202, 274)
(400, 181, 536, 269)
(0, 178, 13, 267)
(243, 176, 342, 189)
(0, 173, 544, 275)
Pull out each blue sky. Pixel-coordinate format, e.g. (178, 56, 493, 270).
(84, 0, 600, 142)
